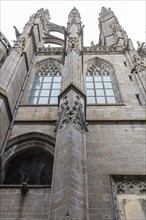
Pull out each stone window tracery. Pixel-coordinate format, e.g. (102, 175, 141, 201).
(28, 61, 62, 105)
(111, 176, 146, 220)
(86, 61, 116, 104)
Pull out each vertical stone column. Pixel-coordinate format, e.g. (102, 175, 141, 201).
(50, 8, 89, 220)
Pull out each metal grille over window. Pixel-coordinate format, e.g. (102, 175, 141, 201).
(28, 62, 62, 105)
(86, 61, 116, 104)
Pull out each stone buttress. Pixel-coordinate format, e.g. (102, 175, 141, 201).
(50, 8, 89, 220)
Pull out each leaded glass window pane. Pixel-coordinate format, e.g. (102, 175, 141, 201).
(53, 76, 61, 82)
(42, 83, 51, 89)
(28, 96, 37, 104)
(32, 83, 41, 89)
(104, 82, 113, 88)
(38, 97, 49, 104)
(86, 83, 94, 89)
(43, 77, 52, 82)
(105, 89, 114, 96)
(94, 76, 102, 82)
(52, 83, 61, 89)
(107, 97, 116, 103)
(95, 83, 103, 88)
(87, 97, 96, 103)
(103, 76, 111, 81)
(51, 90, 60, 96)
(87, 90, 95, 96)
(50, 97, 58, 104)
(86, 62, 116, 104)
(28, 62, 62, 105)
(30, 90, 39, 96)
(86, 76, 93, 82)
(96, 89, 104, 96)
(34, 76, 43, 82)
(97, 97, 106, 103)
(40, 90, 50, 96)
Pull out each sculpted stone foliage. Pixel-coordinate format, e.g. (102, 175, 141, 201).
(54, 94, 88, 132)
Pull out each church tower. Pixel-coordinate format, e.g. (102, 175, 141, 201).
(0, 6, 146, 220)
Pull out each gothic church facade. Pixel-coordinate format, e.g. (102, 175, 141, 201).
(0, 7, 146, 220)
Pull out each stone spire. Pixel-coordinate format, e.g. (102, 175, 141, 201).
(61, 7, 84, 91)
(98, 7, 129, 50)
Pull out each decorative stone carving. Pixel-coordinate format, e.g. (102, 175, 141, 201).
(36, 8, 45, 20)
(0, 32, 11, 50)
(35, 60, 61, 76)
(111, 178, 146, 220)
(99, 7, 111, 17)
(13, 26, 21, 39)
(66, 7, 82, 55)
(111, 23, 122, 34)
(12, 37, 25, 54)
(131, 54, 146, 73)
(87, 60, 110, 76)
(37, 47, 64, 54)
(54, 94, 88, 132)
(68, 7, 81, 24)
(137, 41, 146, 54)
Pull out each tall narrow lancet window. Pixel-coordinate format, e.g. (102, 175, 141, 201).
(86, 61, 116, 104)
(28, 61, 62, 105)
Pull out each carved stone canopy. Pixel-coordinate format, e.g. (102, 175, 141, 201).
(54, 84, 88, 132)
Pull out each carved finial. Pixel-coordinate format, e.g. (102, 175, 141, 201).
(99, 7, 111, 17)
(13, 26, 21, 39)
(137, 41, 146, 53)
(45, 9, 51, 21)
(68, 7, 81, 23)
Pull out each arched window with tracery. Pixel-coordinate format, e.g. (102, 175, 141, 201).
(3, 149, 54, 185)
(28, 61, 62, 105)
(86, 60, 117, 104)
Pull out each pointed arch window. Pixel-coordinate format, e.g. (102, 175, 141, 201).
(28, 62, 62, 105)
(86, 61, 116, 104)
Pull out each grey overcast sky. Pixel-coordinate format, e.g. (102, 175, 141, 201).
(1, 0, 145, 48)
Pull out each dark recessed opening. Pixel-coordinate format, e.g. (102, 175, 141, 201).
(3, 149, 54, 185)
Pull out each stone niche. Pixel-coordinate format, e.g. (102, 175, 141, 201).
(111, 175, 146, 220)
